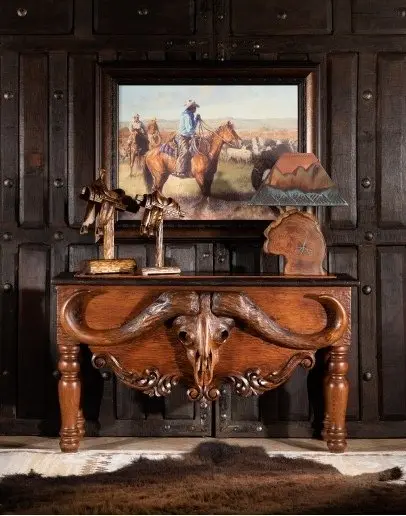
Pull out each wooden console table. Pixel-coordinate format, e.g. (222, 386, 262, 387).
(53, 273, 357, 453)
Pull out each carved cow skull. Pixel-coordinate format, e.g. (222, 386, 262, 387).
(172, 294, 235, 389)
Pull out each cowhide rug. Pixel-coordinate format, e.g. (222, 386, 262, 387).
(0, 442, 405, 514)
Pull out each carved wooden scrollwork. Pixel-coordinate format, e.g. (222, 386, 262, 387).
(228, 352, 316, 397)
(92, 353, 179, 397)
(61, 289, 347, 402)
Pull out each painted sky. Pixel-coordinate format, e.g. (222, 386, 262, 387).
(119, 84, 298, 122)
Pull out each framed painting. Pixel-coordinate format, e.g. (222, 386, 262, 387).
(97, 63, 319, 237)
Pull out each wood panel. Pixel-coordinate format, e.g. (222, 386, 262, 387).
(0, 0, 74, 34)
(377, 54, 406, 228)
(68, 54, 96, 227)
(49, 52, 68, 226)
(19, 54, 48, 228)
(0, 52, 19, 224)
(93, 0, 202, 35)
(352, 1, 406, 34)
(328, 53, 358, 229)
(17, 245, 50, 418)
(230, 0, 332, 35)
(378, 247, 406, 419)
(68, 245, 98, 272)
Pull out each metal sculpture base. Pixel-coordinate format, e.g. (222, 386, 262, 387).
(78, 258, 137, 275)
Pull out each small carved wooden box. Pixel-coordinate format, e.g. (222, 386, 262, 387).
(54, 273, 356, 454)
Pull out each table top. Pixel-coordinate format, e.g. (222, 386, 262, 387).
(53, 272, 359, 288)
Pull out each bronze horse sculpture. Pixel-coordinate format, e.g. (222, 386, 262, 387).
(143, 121, 242, 197)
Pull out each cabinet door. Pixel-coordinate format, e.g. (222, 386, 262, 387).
(352, 0, 406, 34)
(94, 0, 211, 35)
(0, 0, 73, 34)
(230, 0, 332, 35)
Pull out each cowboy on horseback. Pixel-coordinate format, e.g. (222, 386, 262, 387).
(130, 113, 148, 138)
(176, 100, 201, 176)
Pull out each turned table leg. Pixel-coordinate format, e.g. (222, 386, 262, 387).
(323, 344, 349, 453)
(58, 339, 82, 452)
(77, 407, 85, 439)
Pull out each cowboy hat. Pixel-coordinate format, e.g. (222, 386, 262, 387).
(184, 99, 200, 109)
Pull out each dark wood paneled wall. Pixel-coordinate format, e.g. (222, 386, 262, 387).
(0, 0, 405, 438)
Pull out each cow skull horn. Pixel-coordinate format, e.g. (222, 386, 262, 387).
(61, 290, 200, 346)
(173, 294, 234, 389)
(211, 292, 347, 350)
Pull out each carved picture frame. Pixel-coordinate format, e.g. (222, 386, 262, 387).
(97, 62, 319, 239)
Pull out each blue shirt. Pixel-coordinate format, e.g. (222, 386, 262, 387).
(179, 110, 198, 137)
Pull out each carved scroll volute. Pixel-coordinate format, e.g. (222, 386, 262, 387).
(173, 294, 235, 399)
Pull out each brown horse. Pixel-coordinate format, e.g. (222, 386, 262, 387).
(127, 129, 149, 176)
(146, 118, 162, 149)
(143, 121, 242, 197)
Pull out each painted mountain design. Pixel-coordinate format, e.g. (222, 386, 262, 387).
(249, 152, 347, 206)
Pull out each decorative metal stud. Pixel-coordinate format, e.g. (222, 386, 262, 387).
(3, 92, 14, 100)
(256, 424, 263, 432)
(200, 401, 208, 409)
(362, 285, 372, 295)
(2, 232, 12, 241)
(396, 7, 406, 17)
(53, 178, 64, 188)
(2, 370, 9, 376)
(163, 423, 171, 431)
(361, 177, 371, 188)
(362, 90, 373, 101)
(277, 11, 288, 20)
(53, 90, 64, 100)
(17, 7, 27, 17)
(220, 413, 227, 420)
(101, 371, 111, 380)
(217, 14, 224, 20)
(53, 231, 64, 241)
(137, 8, 149, 15)
(217, 43, 226, 61)
(3, 178, 14, 188)
(202, 52, 209, 59)
(3, 283, 13, 292)
(364, 231, 374, 241)
(363, 371, 373, 381)
(188, 40, 196, 46)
